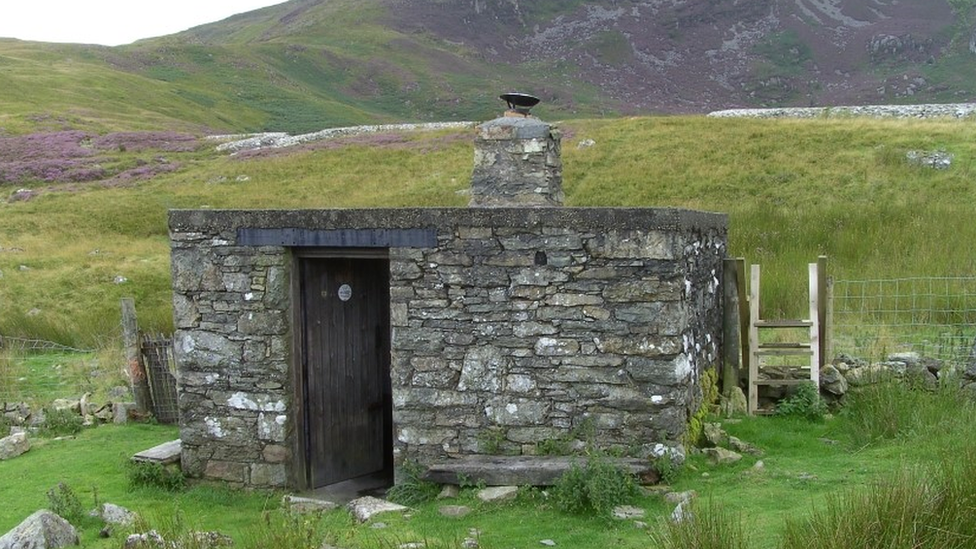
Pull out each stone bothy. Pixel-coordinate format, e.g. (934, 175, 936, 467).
(169, 112, 727, 490)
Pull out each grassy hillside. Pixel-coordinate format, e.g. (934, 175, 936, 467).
(1, 115, 974, 347)
(0, 0, 608, 137)
(6, 0, 971, 138)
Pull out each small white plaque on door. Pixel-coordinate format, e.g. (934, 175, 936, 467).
(337, 283, 353, 301)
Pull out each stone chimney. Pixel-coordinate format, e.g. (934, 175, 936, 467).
(469, 95, 563, 207)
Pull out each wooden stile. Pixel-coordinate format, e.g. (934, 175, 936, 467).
(746, 258, 825, 414)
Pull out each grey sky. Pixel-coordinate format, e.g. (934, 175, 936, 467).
(0, 1, 287, 46)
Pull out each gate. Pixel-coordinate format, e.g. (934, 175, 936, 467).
(141, 334, 179, 424)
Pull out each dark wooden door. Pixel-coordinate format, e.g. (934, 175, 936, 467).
(300, 256, 391, 488)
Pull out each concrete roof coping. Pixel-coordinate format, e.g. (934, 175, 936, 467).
(168, 207, 727, 233)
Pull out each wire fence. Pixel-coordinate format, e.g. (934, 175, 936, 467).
(0, 335, 95, 354)
(0, 342, 104, 404)
(830, 276, 976, 368)
(1, 331, 177, 424)
(6, 276, 976, 404)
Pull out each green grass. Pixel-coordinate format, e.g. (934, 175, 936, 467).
(4, 384, 973, 549)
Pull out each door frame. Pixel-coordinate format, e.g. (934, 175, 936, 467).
(289, 247, 392, 490)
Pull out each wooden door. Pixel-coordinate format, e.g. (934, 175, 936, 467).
(300, 256, 391, 488)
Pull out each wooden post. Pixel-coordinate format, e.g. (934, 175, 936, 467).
(808, 262, 821, 387)
(825, 274, 834, 367)
(721, 258, 742, 398)
(121, 298, 152, 415)
(817, 255, 828, 366)
(747, 264, 761, 414)
(736, 257, 749, 382)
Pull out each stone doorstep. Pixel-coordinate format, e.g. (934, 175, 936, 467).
(423, 455, 658, 486)
(132, 439, 182, 465)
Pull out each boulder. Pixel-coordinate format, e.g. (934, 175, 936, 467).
(0, 432, 30, 461)
(845, 364, 886, 386)
(347, 496, 408, 523)
(702, 447, 742, 465)
(93, 405, 114, 423)
(123, 530, 232, 549)
(611, 505, 645, 520)
(113, 403, 137, 424)
(282, 495, 337, 513)
(188, 531, 233, 548)
(123, 531, 166, 549)
(702, 423, 728, 448)
(438, 505, 472, 518)
(819, 364, 848, 396)
(719, 387, 747, 417)
(51, 400, 80, 414)
(28, 408, 46, 427)
(436, 485, 459, 499)
(476, 486, 519, 503)
(99, 503, 136, 526)
(728, 436, 762, 456)
(0, 509, 79, 549)
(663, 490, 696, 505)
(424, 455, 655, 486)
(670, 501, 690, 523)
(887, 352, 920, 367)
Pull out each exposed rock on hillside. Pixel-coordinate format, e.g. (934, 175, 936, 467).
(384, 0, 970, 112)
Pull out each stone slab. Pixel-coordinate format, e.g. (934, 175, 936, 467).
(423, 455, 658, 486)
(132, 439, 182, 465)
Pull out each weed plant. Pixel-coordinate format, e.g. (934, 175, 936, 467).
(0, 348, 13, 401)
(46, 482, 84, 523)
(38, 407, 85, 437)
(775, 382, 828, 421)
(126, 460, 186, 492)
(653, 453, 684, 485)
(551, 454, 638, 517)
(384, 461, 439, 505)
(241, 510, 340, 549)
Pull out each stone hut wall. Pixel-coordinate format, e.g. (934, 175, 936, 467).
(169, 207, 726, 488)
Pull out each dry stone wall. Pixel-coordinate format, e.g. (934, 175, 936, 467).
(170, 228, 292, 487)
(389, 215, 725, 464)
(169, 207, 726, 488)
(708, 103, 976, 119)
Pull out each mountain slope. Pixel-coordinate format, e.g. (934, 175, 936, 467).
(1, 0, 974, 135)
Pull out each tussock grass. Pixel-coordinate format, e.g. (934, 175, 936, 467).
(780, 375, 976, 549)
(2, 116, 975, 345)
(840, 372, 976, 449)
(781, 450, 976, 549)
(650, 499, 748, 549)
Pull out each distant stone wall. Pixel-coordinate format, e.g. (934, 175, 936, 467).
(169, 207, 727, 488)
(708, 103, 976, 119)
